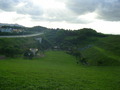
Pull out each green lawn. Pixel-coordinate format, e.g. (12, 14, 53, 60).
(0, 51, 120, 90)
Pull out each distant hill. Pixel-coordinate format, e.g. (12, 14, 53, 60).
(0, 23, 47, 35)
(0, 23, 25, 27)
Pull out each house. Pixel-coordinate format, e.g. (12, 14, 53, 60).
(0, 27, 23, 33)
(0, 28, 13, 32)
(13, 29, 23, 33)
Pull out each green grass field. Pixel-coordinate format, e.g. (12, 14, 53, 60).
(80, 35, 120, 66)
(0, 51, 120, 90)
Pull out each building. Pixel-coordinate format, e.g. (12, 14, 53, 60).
(0, 28, 13, 33)
(0, 27, 23, 33)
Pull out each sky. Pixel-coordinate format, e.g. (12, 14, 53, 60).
(0, 0, 120, 34)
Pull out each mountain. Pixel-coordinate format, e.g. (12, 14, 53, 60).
(0, 23, 25, 27)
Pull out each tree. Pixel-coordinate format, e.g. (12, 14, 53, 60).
(24, 49, 34, 59)
(66, 47, 87, 65)
(1, 46, 22, 57)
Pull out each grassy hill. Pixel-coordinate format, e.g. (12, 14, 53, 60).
(42, 28, 120, 66)
(0, 51, 120, 90)
(0, 28, 119, 66)
(80, 35, 120, 66)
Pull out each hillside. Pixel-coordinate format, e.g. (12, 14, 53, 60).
(80, 35, 120, 66)
(0, 27, 120, 66)
(42, 28, 120, 66)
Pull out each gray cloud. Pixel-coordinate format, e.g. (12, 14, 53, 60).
(17, 2, 43, 16)
(0, 0, 43, 16)
(0, 0, 20, 11)
(31, 8, 90, 24)
(1, 0, 120, 24)
(97, 0, 120, 21)
(0, 0, 93, 24)
(66, 0, 120, 21)
(67, 0, 100, 14)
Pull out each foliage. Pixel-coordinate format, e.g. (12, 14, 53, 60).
(24, 49, 34, 59)
(0, 27, 119, 66)
(0, 38, 38, 57)
(42, 28, 120, 66)
(66, 47, 87, 65)
(43, 28, 106, 50)
(25, 26, 48, 34)
(1, 46, 22, 57)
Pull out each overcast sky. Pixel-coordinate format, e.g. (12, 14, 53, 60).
(0, 0, 120, 34)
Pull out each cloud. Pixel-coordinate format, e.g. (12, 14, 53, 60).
(66, 0, 120, 21)
(67, 0, 99, 14)
(17, 2, 43, 16)
(0, 0, 91, 24)
(31, 8, 90, 24)
(0, 0, 94, 24)
(0, 0, 43, 16)
(0, 0, 20, 11)
(97, 0, 120, 21)
(1, 0, 120, 25)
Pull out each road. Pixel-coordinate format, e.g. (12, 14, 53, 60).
(0, 33, 43, 38)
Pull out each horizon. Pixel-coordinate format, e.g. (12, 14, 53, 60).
(0, 0, 120, 34)
(0, 22, 120, 35)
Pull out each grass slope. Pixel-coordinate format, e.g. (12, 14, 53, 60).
(97, 35, 120, 56)
(81, 46, 120, 66)
(81, 35, 120, 66)
(0, 51, 120, 90)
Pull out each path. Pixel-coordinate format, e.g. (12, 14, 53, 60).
(0, 33, 43, 38)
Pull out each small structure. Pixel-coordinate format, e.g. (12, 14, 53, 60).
(53, 46, 60, 50)
(29, 48, 38, 56)
(35, 38, 42, 43)
(0, 28, 13, 33)
(24, 48, 38, 59)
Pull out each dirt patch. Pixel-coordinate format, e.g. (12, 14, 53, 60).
(36, 53, 45, 58)
(0, 56, 6, 60)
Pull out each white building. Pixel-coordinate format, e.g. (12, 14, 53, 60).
(0, 28, 13, 32)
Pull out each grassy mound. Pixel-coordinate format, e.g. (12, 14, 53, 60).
(80, 35, 120, 66)
(81, 46, 120, 66)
